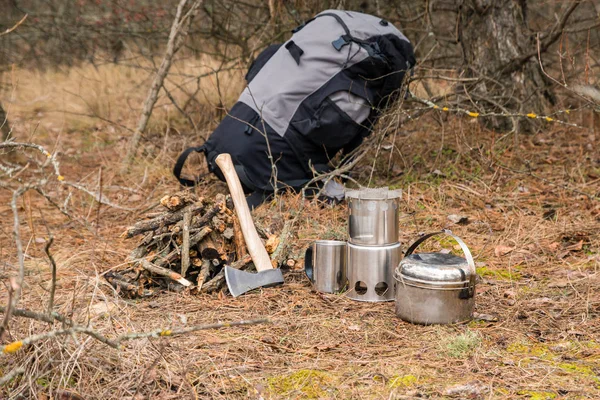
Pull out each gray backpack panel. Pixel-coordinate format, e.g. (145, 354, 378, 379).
(238, 9, 411, 138)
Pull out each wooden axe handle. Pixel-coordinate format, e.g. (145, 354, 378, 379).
(215, 154, 273, 272)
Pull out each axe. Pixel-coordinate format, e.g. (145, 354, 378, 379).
(215, 154, 284, 296)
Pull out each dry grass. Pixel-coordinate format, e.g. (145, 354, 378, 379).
(3, 55, 245, 140)
(1, 62, 600, 399)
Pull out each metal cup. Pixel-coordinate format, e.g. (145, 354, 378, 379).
(304, 240, 347, 293)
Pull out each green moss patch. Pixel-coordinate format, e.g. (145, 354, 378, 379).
(388, 374, 418, 388)
(267, 369, 336, 398)
(507, 341, 554, 360)
(477, 265, 522, 280)
(517, 390, 556, 399)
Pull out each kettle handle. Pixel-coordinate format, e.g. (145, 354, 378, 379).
(404, 229, 475, 276)
(304, 245, 314, 282)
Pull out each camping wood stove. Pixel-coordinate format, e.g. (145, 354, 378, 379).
(345, 188, 402, 302)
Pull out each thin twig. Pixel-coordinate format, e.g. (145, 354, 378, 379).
(0, 367, 25, 386)
(0, 306, 73, 326)
(0, 188, 27, 339)
(64, 181, 136, 211)
(44, 236, 57, 314)
(0, 14, 27, 37)
(1, 318, 269, 355)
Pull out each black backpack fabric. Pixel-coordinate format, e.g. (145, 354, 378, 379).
(174, 10, 415, 201)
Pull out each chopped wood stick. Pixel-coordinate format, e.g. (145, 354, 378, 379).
(180, 209, 192, 277)
(160, 192, 199, 211)
(198, 233, 219, 260)
(105, 272, 152, 297)
(211, 214, 227, 233)
(139, 260, 192, 287)
(197, 259, 212, 290)
(153, 226, 212, 268)
(232, 214, 247, 259)
(190, 202, 224, 230)
(144, 211, 166, 219)
(125, 203, 205, 238)
(254, 222, 269, 240)
(271, 220, 294, 268)
(127, 232, 155, 261)
(200, 254, 252, 294)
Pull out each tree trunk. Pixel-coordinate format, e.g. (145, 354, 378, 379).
(458, 0, 555, 131)
(0, 101, 10, 141)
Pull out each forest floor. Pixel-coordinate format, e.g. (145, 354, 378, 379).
(1, 63, 599, 399)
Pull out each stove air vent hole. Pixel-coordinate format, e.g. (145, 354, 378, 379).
(354, 281, 367, 295)
(375, 282, 389, 296)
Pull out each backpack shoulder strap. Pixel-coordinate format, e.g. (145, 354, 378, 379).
(173, 145, 206, 187)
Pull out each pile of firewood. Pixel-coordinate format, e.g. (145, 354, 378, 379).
(105, 192, 262, 297)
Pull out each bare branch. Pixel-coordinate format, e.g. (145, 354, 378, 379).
(0, 14, 27, 37)
(123, 0, 204, 166)
(63, 181, 136, 211)
(0, 367, 25, 386)
(1, 318, 269, 355)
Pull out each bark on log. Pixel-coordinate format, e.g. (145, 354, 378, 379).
(200, 255, 252, 294)
(270, 220, 294, 268)
(160, 192, 199, 211)
(180, 210, 192, 277)
(197, 259, 212, 290)
(232, 215, 248, 260)
(198, 233, 219, 260)
(105, 272, 152, 297)
(125, 203, 204, 238)
(153, 226, 212, 267)
(139, 260, 192, 287)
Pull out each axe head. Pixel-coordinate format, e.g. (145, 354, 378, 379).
(225, 266, 284, 297)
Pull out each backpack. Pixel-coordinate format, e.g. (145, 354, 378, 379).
(174, 10, 415, 201)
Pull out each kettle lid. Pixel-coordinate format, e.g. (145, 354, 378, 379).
(399, 252, 471, 283)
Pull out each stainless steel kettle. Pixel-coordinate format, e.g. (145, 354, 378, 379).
(394, 230, 476, 325)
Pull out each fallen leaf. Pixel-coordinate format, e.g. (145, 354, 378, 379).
(90, 301, 116, 317)
(564, 240, 583, 252)
(548, 280, 570, 288)
(447, 214, 469, 224)
(472, 312, 498, 322)
(494, 245, 514, 257)
(548, 242, 560, 251)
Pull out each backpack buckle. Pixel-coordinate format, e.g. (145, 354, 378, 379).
(332, 35, 350, 51)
